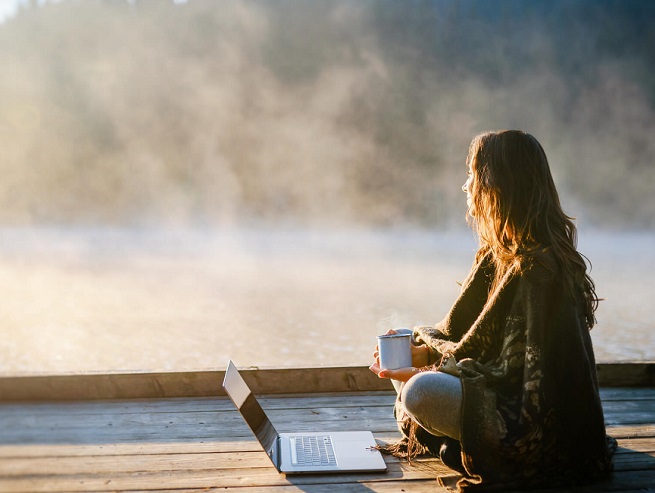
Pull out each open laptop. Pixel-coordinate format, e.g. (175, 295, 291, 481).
(222, 360, 387, 474)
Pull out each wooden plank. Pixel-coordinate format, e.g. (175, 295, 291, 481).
(533, 471, 655, 493)
(1, 363, 653, 402)
(0, 434, 406, 459)
(0, 480, 453, 493)
(600, 387, 655, 401)
(1, 387, 650, 419)
(0, 393, 396, 419)
(0, 422, 397, 446)
(0, 433, 650, 463)
(0, 393, 399, 444)
(2, 445, 652, 477)
(8, 418, 650, 449)
(0, 403, 395, 429)
(0, 367, 394, 402)
(613, 452, 655, 470)
(2, 399, 650, 439)
(0, 407, 400, 445)
(605, 413, 655, 426)
(1, 396, 651, 446)
(603, 400, 655, 425)
(597, 362, 655, 387)
(4, 388, 652, 420)
(0, 449, 437, 476)
(615, 437, 655, 453)
(0, 452, 275, 476)
(69, 479, 655, 493)
(0, 441, 257, 458)
(118, 482, 451, 493)
(1, 459, 655, 493)
(106, 486, 655, 493)
(607, 424, 655, 439)
(0, 390, 651, 443)
(0, 459, 453, 493)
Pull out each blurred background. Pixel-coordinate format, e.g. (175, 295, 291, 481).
(0, 0, 653, 374)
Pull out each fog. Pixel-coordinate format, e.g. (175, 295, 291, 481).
(0, 1, 654, 373)
(1, 0, 654, 228)
(1, 227, 652, 374)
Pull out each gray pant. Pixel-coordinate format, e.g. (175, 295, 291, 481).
(390, 328, 462, 440)
(400, 370, 462, 440)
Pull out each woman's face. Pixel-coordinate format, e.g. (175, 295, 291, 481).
(462, 162, 475, 214)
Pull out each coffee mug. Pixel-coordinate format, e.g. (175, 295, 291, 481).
(377, 333, 412, 370)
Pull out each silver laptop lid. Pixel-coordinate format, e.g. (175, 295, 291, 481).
(222, 360, 279, 466)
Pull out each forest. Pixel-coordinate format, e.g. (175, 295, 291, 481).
(1, 0, 654, 228)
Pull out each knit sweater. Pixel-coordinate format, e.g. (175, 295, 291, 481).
(409, 250, 614, 491)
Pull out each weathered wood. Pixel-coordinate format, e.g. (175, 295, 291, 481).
(115, 483, 449, 493)
(0, 391, 392, 413)
(602, 399, 655, 425)
(600, 387, 655, 401)
(0, 434, 407, 460)
(597, 362, 655, 387)
(615, 437, 655, 453)
(0, 393, 395, 418)
(1, 392, 652, 445)
(0, 452, 276, 476)
(104, 484, 451, 493)
(1, 455, 654, 493)
(608, 424, 655, 439)
(2, 441, 653, 477)
(0, 367, 394, 402)
(52, 486, 654, 493)
(0, 403, 395, 429)
(1, 363, 653, 402)
(0, 386, 653, 493)
(0, 460, 450, 493)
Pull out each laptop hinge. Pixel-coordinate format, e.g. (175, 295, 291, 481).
(272, 436, 281, 470)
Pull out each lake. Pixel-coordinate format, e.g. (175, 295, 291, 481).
(1, 227, 653, 375)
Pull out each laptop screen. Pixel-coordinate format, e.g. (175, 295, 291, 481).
(223, 361, 278, 458)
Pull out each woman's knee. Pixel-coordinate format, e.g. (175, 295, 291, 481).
(403, 370, 460, 403)
(400, 371, 463, 439)
(401, 371, 434, 416)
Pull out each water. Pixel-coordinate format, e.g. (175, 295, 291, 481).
(0, 227, 653, 376)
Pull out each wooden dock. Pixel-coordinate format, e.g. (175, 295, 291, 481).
(0, 364, 653, 492)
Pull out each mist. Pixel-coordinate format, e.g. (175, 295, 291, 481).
(1, 0, 653, 229)
(1, 0, 655, 373)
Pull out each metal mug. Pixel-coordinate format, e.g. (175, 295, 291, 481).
(377, 333, 412, 370)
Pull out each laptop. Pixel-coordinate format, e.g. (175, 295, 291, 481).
(222, 360, 387, 474)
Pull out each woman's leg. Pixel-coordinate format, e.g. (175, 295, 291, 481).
(401, 371, 462, 440)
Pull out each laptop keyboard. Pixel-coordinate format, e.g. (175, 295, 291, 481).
(290, 435, 337, 467)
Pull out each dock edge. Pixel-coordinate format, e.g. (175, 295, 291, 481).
(0, 362, 653, 402)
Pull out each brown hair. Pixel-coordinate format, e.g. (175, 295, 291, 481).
(466, 130, 598, 328)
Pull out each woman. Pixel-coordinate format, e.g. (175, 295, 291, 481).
(370, 130, 615, 490)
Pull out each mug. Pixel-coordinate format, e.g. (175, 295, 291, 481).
(377, 333, 412, 370)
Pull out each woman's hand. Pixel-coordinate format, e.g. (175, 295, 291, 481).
(375, 328, 431, 367)
(411, 341, 431, 367)
(369, 328, 429, 382)
(369, 360, 418, 382)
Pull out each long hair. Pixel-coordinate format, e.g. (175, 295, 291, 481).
(466, 130, 598, 328)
